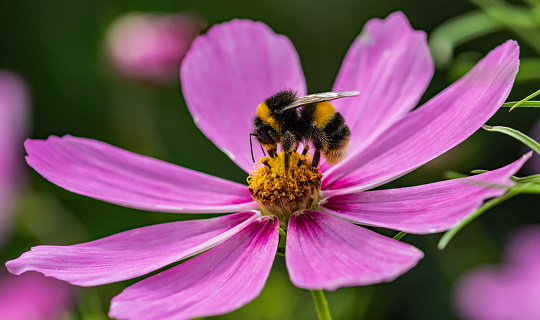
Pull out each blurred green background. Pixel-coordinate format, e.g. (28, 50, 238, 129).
(1, 0, 540, 319)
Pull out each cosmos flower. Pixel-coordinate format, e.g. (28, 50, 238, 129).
(454, 226, 540, 320)
(7, 12, 525, 320)
(0, 271, 73, 320)
(104, 12, 201, 85)
(0, 71, 29, 244)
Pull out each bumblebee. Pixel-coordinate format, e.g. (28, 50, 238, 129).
(252, 90, 358, 171)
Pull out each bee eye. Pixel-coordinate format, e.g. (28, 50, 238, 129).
(256, 128, 270, 142)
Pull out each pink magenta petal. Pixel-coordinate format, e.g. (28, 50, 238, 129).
(0, 272, 74, 320)
(320, 154, 530, 234)
(503, 225, 540, 267)
(6, 211, 260, 286)
(109, 216, 279, 320)
(286, 210, 423, 291)
(181, 19, 306, 173)
(323, 40, 520, 194)
(25, 135, 258, 213)
(454, 226, 540, 320)
(455, 266, 540, 320)
(332, 12, 433, 161)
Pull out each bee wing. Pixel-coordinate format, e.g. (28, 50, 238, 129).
(281, 91, 359, 111)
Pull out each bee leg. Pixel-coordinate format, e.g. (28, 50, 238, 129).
(281, 131, 297, 172)
(301, 145, 309, 156)
(284, 152, 291, 172)
(312, 130, 325, 169)
(297, 145, 309, 166)
(312, 150, 321, 168)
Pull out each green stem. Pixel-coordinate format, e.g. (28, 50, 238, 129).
(311, 290, 332, 320)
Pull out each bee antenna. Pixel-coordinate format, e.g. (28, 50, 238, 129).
(249, 133, 257, 163)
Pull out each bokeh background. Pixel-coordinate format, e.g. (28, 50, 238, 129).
(1, 0, 540, 319)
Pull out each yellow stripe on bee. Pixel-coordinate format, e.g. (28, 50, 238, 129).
(257, 102, 280, 131)
(313, 101, 336, 128)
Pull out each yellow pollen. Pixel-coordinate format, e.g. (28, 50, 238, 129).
(247, 151, 322, 229)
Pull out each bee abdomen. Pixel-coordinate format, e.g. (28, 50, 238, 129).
(322, 112, 350, 164)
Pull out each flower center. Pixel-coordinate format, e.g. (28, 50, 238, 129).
(247, 151, 322, 229)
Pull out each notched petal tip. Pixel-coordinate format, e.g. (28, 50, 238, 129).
(181, 18, 306, 173)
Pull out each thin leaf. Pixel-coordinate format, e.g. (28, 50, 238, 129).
(437, 191, 517, 250)
(438, 183, 540, 250)
(502, 101, 540, 108)
(470, 169, 488, 174)
(393, 231, 407, 241)
(482, 125, 540, 155)
(443, 170, 469, 179)
(506, 89, 540, 110)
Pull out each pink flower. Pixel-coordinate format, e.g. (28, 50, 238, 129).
(6, 12, 526, 320)
(104, 12, 201, 85)
(454, 226, 540, 320)
(0, 271, 73, 320)
(0, 71, 29, 244)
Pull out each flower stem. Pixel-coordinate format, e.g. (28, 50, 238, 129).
(311, 290, 332, 320)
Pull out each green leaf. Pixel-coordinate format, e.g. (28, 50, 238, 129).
(438, 182, 540, 250)
(505, 89, 540, 110)
(482, 125, 540, 155)
(443, 170, 469, 179)
(438, 191, 516, 250)
(393, 231, 407, 241)
(502, 101, 540, 108)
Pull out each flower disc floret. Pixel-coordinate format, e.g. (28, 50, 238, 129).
(247, 151, 321, 227)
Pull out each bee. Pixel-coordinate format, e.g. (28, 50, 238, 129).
(251, 90, 359, 171)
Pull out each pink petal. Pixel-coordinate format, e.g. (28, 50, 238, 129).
(454, 264, 540, 320)
(504, 225, 540, 266)
(25, 135, 258, 213)
(320, 154, 530, 234)
(454, 226, 540, 319)
(323, 40, 520, 194)
(109, 216, 279, 320)
(286, 210, 423, 291)
(0, 272, 74, 320)
(331, 12, 433, 161)
(6, 211, 259, 286)
(181, 20, 306, 173)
